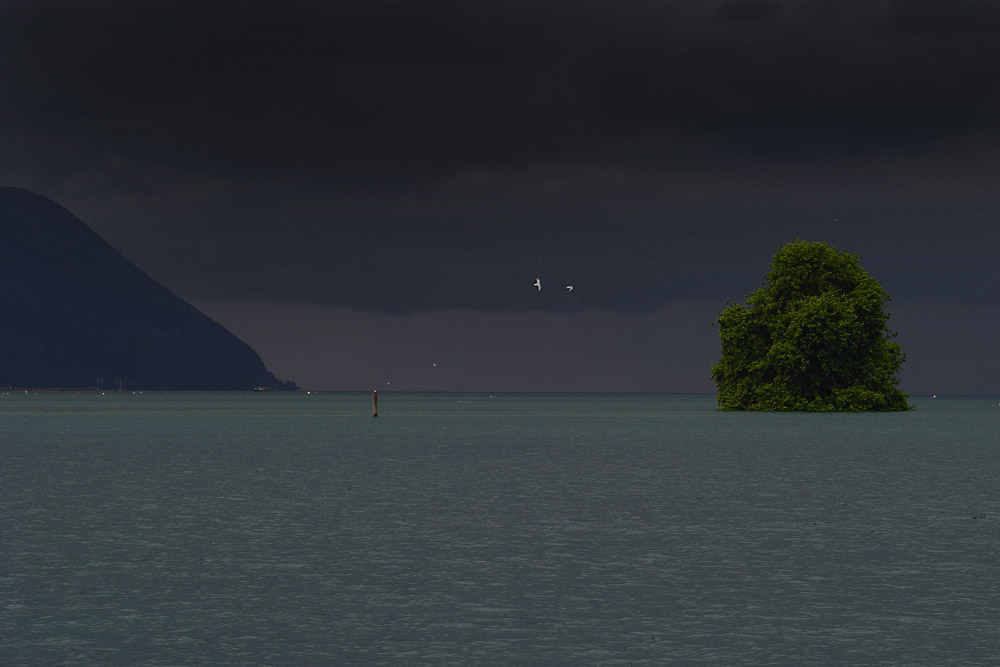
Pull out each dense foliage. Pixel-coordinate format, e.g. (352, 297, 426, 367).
(712, 241, 910, 411)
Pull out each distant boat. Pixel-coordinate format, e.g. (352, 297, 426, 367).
(253, 386, 270, 392)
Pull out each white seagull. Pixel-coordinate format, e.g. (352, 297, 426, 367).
(533, 278, 542, 291)
(565, 285, 574, 292)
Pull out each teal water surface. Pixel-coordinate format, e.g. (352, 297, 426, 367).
(3, 392, 999, 665)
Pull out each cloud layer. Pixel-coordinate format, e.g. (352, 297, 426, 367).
(3, 1, 1000, 390)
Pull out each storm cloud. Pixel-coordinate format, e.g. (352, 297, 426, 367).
(3, 0, 999, 390)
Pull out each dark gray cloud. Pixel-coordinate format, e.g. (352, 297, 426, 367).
(5, 0, 1000, 185)
(717, 0, 783, 23)
(890, 0, 1000, 36)
(2, 0, 1000, 327)
(4, 2, 1000, 394)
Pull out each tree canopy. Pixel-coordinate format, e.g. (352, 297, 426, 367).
(711, 240, 910, 411)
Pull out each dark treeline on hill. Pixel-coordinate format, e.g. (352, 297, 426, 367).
(0, 187, 297, 391)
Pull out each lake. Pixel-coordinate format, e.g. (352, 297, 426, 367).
(3, 392, 998, 665)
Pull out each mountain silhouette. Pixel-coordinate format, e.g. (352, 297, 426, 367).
(1, 187, 296, 390)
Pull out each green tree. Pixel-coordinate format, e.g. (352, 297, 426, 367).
(712, 240, 911, 411)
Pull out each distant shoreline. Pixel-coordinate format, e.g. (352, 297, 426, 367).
(2, 387, 105, 392)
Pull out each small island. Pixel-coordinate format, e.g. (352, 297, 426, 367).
(712, 240, 910, 411)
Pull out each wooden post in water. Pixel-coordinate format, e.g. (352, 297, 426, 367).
(372, 390, 378, 417)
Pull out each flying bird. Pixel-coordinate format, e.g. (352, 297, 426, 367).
(565, 285, 574, 292)
(533, 278, 542, 291)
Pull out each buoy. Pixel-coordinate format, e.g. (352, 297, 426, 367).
(372, 390, 379, 417)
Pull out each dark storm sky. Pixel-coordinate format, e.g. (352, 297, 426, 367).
(3, 0, 1000, 392)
